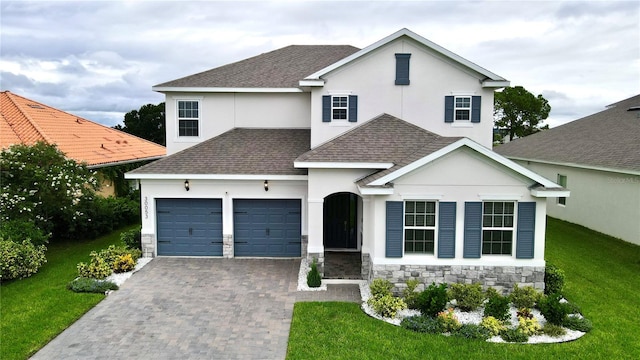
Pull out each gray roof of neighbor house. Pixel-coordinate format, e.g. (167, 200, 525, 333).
(128, 128, 310, 176)
(295, 114, 462, 185)
(153, 45, 360, 89)
(495, 94, 640, 173)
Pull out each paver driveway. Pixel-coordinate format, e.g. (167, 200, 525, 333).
(31, 258, 300, 360)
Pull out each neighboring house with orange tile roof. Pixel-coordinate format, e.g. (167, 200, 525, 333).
(496, 95, 640, 245)
(1, 90, 165, 196)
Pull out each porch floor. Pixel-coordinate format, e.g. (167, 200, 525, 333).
(323, 251, 362, 280)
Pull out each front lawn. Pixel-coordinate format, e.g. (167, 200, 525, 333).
(287, 218, 640, 359)
(0, 225, 138, 360)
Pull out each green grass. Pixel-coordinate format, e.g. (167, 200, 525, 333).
(0, 225, 138, 360)
(287, 218, 640, 359)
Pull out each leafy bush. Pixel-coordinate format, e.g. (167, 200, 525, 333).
(113, 254, 135, 273)
(0, 219, 50, 246)
(563, 301, 582, 315)
(400, 315, 445, 334)
(538, 293, 570, 325)
(542, 323, 567, 337)
(120, 226, 142, 250)
(563, 315, 593, 332)
(98, 245, 141, 265)
(370, 278, 394, 298)
(306, 258, 321, 288)
(452, 324, 491, 340)
(510, 284, 541, 309)
(436, 308, 461, 332)
(480, 316, 507, 336)
(65, 196, 140, 240)
(484, 286, 500, 300)
(448, 283, 484, 311)
(67, 277, 119, 293)
(77, 252, 112, 279)
(516, 307, 533, 319)
(367, 294, 407, 318)
(501, 328, 529, 343)
(416, 282, 448, 317)
(545, 264, 565, 295)
(402, 279, 421, 309)
(517, 316, 542, 336)
(483, 293, 511, 321)
(0, 239, 47, 282)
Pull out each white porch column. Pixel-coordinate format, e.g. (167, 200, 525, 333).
(307, 198, 325, 270)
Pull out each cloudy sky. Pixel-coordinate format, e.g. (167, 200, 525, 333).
(1, 0, 639, 128)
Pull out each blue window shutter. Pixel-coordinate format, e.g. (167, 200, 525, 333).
(348, 95, 358, 123)
(438, 202, 456, 258)
(471, 96, 481, 123)
(386, 201, 403, 258)
(516, 202, 536, 259)
(444, 96, 454, 123)
(463, 202, 482, 258)
(395, 53, 411, 85)
(322, 95, 331, 122)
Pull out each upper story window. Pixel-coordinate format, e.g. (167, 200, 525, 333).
(482, 201, 514, 255)
(404, 201, 436, 254)
(444, 95, 481, 123)
(455, 96, 471, 121)
(177, 100, 200, 137)
(332, 96, 348, 120)
(322, 95, 358, 123)
(557, 174, 567, 206)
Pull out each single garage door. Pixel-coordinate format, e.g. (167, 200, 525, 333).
(234, 199, 301, 257)
(156, 198, 223, 256)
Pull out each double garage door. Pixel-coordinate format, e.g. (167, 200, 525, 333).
(156, 198, 300, 257)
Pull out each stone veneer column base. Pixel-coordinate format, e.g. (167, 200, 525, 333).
(223, 234, 234, 258)
(141, 233, 155, 258)
(307, 252, 324, 276)
(361, 253, 372, 280)
(371, 264, 545, 295)
(301, 235, 308, 259)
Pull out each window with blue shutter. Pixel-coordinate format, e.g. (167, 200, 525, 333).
(444, 96, 454, 123)
(464, 202, 482, 258)
(322, 95, 331, 122)
(348, 95, 358, 122)
(322, 95, 358, 122)
(438, 202, 456, 258)
(386, 201, 403, 258)
(471, 96, 481, 123)
(395, 53, 411, 85)
(445, 95, 482, 123)
(516, 202, 536, 259)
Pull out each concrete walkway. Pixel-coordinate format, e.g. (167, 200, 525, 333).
(31, 258, 360, 360)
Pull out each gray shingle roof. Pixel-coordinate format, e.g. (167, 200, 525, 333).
(495, 94, 640, 173)
(154, 45, 360, 89)
(129, 128, 310, 175)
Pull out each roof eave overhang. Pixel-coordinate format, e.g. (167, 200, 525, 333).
(482, 80, 511, 88)
(298, 79, 325, 87)
(152, 86, 303, 93)
(530, 188, 571, 198)
(357, 185, 395, 195)
(294, 161, 394, 169)
(124, 173, 308, 181)
(501, 156, 640, 176)
(88, 155, 165, 169)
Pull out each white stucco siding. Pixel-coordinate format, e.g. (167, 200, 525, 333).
(515, 161, 640, 245)
(138, 179, 308, 256)
(310, 37, 495, 148)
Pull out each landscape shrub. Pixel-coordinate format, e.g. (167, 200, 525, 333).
(544, 264, 565, 295)
(77, 252, 112, 279)
(67, 277, 119, 293)
(0, 239, 47, 282)
(367, 294, 407, 318)
(517, 316, 542, 336)
(538, 293, 570, 325)
(400, 315, 445, 334)
(402, 279, 421, 309)
(306, 258, 321, 288)
(480, 316, 507, 336)
(563, 301, 582, 315)
(448, 283, 484, 311)
(369, 278, 394, 298)
(483, 293, 511, 321)
(416, 282, 448, 317)
(484, 286, 500, 300)
(65, 196, 140, 240)
(542, 323, 567, 337)
(452, 324, 491, 340)
(113, 254, 136, 273)
(510, 284, 541, 309)
(563, 315, 593, 332)
(436, 308, 461, 332)
(0, 219, 50, 246)
(120, 226, 142, 250)
(500, 328, 529, 343)
(516, 307, 533, 319)
(98, 245, 141, 265)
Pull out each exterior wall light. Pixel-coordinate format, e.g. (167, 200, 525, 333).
(184, 180, 190, 191)
(264, 180, 269, 191)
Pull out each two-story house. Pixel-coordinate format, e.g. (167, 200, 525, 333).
(127, 29, 567, 291)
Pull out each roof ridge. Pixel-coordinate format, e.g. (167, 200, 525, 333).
(4, 91, 52, 144)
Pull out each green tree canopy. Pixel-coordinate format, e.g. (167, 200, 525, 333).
(494, 86, 551, 141)
(114, 102, 165, 145)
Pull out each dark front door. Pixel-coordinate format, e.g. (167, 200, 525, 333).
(323, 192, 358, 249)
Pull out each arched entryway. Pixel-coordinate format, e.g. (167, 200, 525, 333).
(323, 192, 362, 279)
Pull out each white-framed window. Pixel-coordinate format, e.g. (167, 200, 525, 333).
(482, 201, 515, 255)
(455, 96, 471, 121)
(557, 174, 567, 206)
(404, 200, 436, 254)
(332, 96, 348, 121)
(177, 100, 200, 137)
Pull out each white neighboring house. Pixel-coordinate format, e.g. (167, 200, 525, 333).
(496, 95, 640, 246)
(126, 29, 567, 291)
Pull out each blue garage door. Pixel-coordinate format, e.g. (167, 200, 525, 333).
(234, 199, 301, 257)
(156, 198, 223, 256)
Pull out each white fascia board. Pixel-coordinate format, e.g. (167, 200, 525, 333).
(369, 138, 560, 188)
(482, 80, 511, 88)
(124, 173, 308, 181)
(478, 194, 523, 201)
(152, 86, 303, 93)
(530, 189, 571, 198)
(298, 79, 325, 87)
(357, 185, 395, 195)
(294, 161, 393, 169)
(303, 28, 507, 82)
(503, 156, 640, 176)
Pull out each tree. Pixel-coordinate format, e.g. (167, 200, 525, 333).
(494, 86, 550, 141)
(114, 102, 165, 145)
